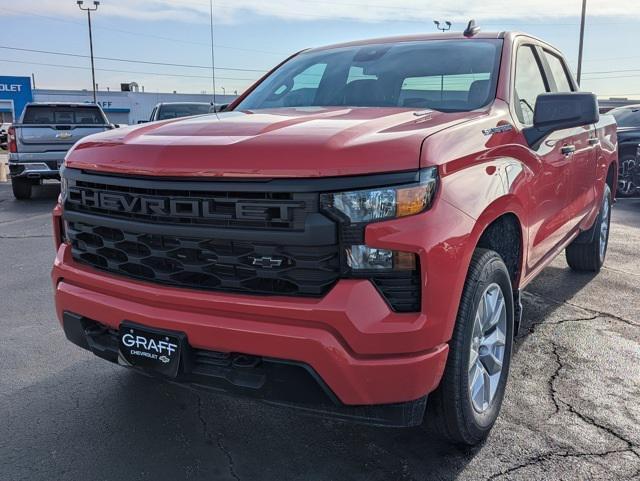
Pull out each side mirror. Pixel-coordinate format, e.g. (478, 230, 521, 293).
(523, 92, 599, 149)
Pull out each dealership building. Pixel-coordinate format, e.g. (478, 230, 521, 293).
(0, 75, 238, 125)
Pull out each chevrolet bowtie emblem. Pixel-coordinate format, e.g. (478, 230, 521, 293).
(251, 256, 284, 268)
(56, 132, 73, 139)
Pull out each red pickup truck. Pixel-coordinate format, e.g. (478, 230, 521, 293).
(51, 28, 617, 445)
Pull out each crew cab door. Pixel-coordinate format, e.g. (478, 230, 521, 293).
(540, 49, 598, 224)
(512, 45, 575, 270)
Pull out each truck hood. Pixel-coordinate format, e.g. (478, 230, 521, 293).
(66, 107, 477, 178)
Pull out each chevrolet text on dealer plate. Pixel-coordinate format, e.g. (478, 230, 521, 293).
(50, 23, 617, 445)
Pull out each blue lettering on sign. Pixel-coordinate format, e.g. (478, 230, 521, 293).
(0, 76, 33, 119)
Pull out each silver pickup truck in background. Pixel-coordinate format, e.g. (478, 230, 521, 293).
(8, 103, 113, 199)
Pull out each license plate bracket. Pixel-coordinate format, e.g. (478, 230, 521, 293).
(118, 322, 187, 378)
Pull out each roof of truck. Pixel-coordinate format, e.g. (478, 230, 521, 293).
(25, 102, 103, 108)
(308, 31, 546, 52)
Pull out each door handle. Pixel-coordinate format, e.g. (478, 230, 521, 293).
(588, 138, 600, 146)
(561, 145, 576, 156)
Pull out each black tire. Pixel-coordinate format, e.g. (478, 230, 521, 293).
(565, 184, 611, 272)
(11, 178, 32, 200)
(425, 249, 514, 446)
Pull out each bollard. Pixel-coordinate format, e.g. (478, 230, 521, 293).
(0, 160, 7, 183)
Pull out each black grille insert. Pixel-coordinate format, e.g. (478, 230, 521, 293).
(68, 221, 340, 297)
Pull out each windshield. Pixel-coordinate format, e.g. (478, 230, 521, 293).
(610, 107, 640, 128)
(236, 39, 502, 112)
(157, 104, 211, 120)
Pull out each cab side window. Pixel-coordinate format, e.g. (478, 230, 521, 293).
(514, 46, 549, 125)
(544, 52, 574, 93)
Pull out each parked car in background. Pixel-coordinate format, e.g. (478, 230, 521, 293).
(52, 29, 617, 446)
(144, 102, 212, 122)
(609, 104, 640, 196)
(0, 122, 10, 150)
(8, 103, 113, 199)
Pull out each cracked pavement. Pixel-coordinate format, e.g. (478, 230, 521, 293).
(0, 182, 638, 481)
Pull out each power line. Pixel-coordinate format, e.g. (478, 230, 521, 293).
(582, 68, 640, 75)
(2, 7, 286, 55)
(0, 45, 268, 73)
(582, 74, 640, 81)
(0, 58, 258, 82)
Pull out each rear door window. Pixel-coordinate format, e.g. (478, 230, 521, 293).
(23, 106, 106, 125)
(544, 51, 574, 93)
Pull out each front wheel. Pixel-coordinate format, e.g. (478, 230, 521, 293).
(425, 249, 514, 445)
(565, 184, 611, 272)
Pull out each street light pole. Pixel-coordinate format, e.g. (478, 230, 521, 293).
(77, 1, 100, 103)
(576, 0, 587, 86)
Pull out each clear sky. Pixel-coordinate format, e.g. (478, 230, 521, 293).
(2, 0, 640, 98)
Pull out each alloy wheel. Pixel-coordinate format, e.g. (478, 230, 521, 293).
(468, 283, 507, 413)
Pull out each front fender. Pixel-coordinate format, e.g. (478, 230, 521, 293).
(439, 156, 529, 288)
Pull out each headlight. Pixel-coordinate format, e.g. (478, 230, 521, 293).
(320, 167, 437, 223)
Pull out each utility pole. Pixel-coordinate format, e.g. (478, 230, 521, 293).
(77, 1, 100, 103)
(576, 0, 587, 86)
(209, 0, 217, 106)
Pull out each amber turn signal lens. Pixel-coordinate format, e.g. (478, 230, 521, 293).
(393, 251, 417, 271)
(397, 185, 428, 217)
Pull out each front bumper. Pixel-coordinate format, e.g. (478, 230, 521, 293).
(53, 241, 447, 406)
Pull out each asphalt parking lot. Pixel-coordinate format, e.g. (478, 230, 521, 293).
(1, 179, 639, 481)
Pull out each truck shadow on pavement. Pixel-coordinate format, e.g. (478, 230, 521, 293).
(2, 358, 480, 481)
(516, 266, 598, 351)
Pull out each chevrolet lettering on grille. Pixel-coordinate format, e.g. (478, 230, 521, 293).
(67, 187, 303, 223)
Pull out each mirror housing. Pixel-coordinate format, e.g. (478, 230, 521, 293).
(523, 92, 599, 149)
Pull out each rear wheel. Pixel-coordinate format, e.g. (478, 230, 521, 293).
(426, 249, 514, 445)
(565, 184, 611, 272)
(617, 154, 638, 197)
(11, 178, 32, 200)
